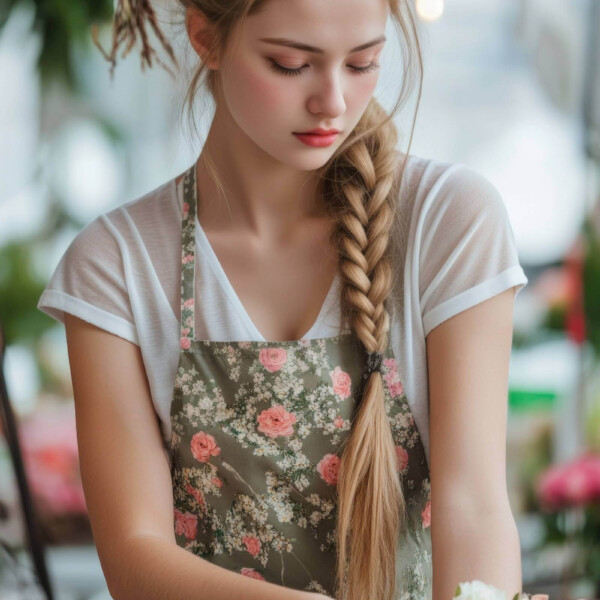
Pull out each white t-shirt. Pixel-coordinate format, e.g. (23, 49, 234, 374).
(37, 154, 528, 468)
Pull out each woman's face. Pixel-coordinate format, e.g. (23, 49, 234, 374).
(210, 0, 389, 171)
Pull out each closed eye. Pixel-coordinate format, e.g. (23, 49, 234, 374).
(269, 60, 380, 77)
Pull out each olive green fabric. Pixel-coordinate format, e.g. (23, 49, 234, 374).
(167, 161, 432, 598)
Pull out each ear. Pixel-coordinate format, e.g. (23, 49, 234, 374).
(185, 7, 219, 69)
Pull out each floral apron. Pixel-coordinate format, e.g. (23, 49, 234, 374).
(167, 161, 433, 599)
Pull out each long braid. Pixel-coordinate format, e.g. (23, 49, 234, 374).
(323, 98, 405, 600)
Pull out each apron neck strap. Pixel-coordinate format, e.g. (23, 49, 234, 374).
(179, 157, 199, 343)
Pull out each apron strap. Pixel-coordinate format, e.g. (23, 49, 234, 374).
(179, 157, 199, 345)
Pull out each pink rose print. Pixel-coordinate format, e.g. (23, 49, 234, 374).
(190, 431, 221, 463)
(317, 453, 340, 485)
(330, 366, 352, 399)
(180, 337, 191, 350)
(182, 253, 194, 264)
(181, 327, 190, 336)
(240, 568, 265, 580)
(384, 363, 404, 398)
(421, 500, 431, 528)
(185, 483, 205, 509)
(388, 381, 404, 397)
(259, 347, 287, 372)
(334, 415, 344, 428)
(395, 445, 409, 472)
(257, 405, 297, 438)
(183, 298, 194, 309)
(182, 201, 190, 218)
(174, 508, 198, 540)
(242, 535, 262, 557)
(211, 476, 223, 488)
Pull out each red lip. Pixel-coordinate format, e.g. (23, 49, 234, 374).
(295, 128, 340, 135)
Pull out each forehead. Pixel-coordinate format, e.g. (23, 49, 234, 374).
(244, 0, 389, 51)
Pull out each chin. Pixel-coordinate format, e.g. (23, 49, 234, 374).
(281, 146, 340, 172)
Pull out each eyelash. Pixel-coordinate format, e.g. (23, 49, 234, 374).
(269, 60, 380, 77)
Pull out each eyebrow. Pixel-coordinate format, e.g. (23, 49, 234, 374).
(259, 35, 386, 54)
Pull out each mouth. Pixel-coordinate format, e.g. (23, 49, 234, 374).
(292, 128, 341, 148)
(294, 128, 341, 135)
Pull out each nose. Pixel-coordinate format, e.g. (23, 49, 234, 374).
(307, 68, 347, 118)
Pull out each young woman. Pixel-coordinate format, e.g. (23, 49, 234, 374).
(37, 0, 528, 599)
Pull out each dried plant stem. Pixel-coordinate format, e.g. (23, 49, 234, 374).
(91, 0, 179, 79)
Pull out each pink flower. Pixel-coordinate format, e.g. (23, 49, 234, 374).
(259, 347, 287, 372)
(185, 483, 205, 507)
(182, 253, 194, 264)
(395, 445, 409, 472)
(388, 381, 404, 397)
(211, 476, 223, 488)
(563, 464, 594, 505)
(174, 508, 198, 539)
(383, 358, 397, 369)
(183, 298, 194, 308)
(190, 431, 221, 463)
(257, 405, 297, 438)
(317, 453, 340, 485)
(20, 403, 87, 515)
(330, 366, 351, 399)
(537, 452, 600, 510)
(334, 415, 344, 428)
(180, 337, 191, 350)
(182, 202, 190, 218)
(240, 568, 265, 580)
(384, 367, 404, 398)
(421, 500, 431, 528)
(242, 536, 262, 557)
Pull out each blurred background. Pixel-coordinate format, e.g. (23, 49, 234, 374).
(1, 0, 600, 598)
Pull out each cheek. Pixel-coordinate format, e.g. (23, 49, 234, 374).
(352, 76, 379, 108)
(227, 62, 291, 122)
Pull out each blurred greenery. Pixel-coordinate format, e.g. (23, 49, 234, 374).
(0, 0, 113, 93)
(583, 215, 600, 359)
(0, 200, 85, 345)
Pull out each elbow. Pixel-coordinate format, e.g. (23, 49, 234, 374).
(101, 533, 179, 600)
(97, 538, 142, 600)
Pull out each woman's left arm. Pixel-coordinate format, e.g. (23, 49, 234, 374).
(426, 286, 523, 600)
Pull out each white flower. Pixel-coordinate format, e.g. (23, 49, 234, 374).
(453, 580, 508, 600)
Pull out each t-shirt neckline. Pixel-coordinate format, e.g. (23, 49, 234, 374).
(173, 175, 340, 342)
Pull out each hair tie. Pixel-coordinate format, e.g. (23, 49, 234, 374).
(361, 351, 384, 383)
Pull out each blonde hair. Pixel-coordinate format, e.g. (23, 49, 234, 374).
(94, 2, 424, 598)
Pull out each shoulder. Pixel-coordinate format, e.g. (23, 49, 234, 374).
(105, 176, 179, 234)
(396, 153, 508, 226)
(69, 176, 180, 255)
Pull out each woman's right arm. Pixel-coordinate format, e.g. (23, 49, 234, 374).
(64, 314, 327, 600)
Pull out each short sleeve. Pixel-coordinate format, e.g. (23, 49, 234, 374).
(419, 165, 528, 338)
(37, 214, 139, 345)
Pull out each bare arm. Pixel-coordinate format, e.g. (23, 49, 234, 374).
(425, 288, 523, 600)
(64, 314, 326, 600)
